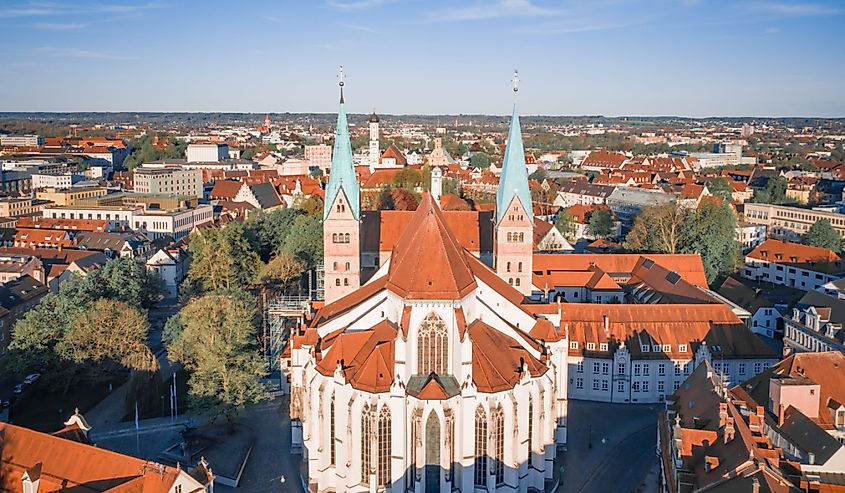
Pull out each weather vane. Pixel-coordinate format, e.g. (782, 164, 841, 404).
(338, 65, 345, 87)
(512, 69, 519, 93)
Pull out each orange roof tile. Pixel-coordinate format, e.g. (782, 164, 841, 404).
(468, 320, 547, 393)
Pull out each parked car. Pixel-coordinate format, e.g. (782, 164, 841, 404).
(12, 384, 25, 395)
(23, 373, 40, 384)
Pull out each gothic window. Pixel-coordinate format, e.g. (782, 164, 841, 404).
(361, 405, 374, 485)
(418, 313, 448, 375)
(527, 397, 533, 455)
(330, 395, 336, 466)
(378, 406, 391, 487)
(492, 405, 505, 485)
(474, 406, 487, 486)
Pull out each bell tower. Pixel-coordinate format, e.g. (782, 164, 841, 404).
(368, 110, 380, 167)
(323, 66, 361, 303)
(495, 71, 534, 295)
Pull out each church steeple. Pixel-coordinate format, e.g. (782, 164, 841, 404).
(496, 70, 533, 225)
(324, 65, 360, 220)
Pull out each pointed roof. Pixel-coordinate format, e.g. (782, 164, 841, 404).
(323, 83, 360, 220)
(496, 103, 533, 224)
(386, 193, 477, 300)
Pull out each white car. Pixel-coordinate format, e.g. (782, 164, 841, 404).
(23, 373, 40, 384)
(12, 384, 25, 395)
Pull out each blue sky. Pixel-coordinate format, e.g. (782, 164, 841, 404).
(1, 0, 843, 116)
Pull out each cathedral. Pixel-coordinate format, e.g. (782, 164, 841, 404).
(289, 71, 568, 493)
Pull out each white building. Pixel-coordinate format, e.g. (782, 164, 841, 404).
(133, 167, 204, 198)
(0, 135, 43, 147)
(783, 290, 845, 354)
(305, 144, 332, 172)
(186, 142, 229, 163)
(42, 203, 213, 240)
(742, 239, 845, 292)
(290, 196, 568, 493)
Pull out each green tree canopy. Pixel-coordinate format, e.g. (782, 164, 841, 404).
(705, 177, 733, 200)
(802, 219, 842, 252)
(166, 291, 267, 422)
(393, 168, 422, 190)
(624, 202, 686, 254)
(470, 152, 490, 168)
(555, 209, 577, 240)
(753, 175, 788, 204)
(188, 222, 261, 292)
(588, 209, 615, 239)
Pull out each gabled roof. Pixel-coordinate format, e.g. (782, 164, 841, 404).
(386, 194, 477, 300)
(316, 320, 396, 393)
(748, 239, 844, 273)
(379, 145, 407, 166)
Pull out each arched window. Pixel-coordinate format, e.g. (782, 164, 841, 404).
(515, 278, 521, 287)
(332, 233, 338, 243)
(506, 261, 511, 272)
(344, 278, 349, 286)
(474, 406, 487, 486)
(329, 395, 336, 466)
(518, 261, 523, 273)
(378, 406, 391, 486)
(335, 279, 341, 286)
(509, 278, 513, 286)
(506, 232, 512, 242)
(344, 233, 351, 243)
(418, 312, 448, 375)
(519, 232, 525, 242)
(333, 262, 338, 270)
(527, 397, 533, 457)
(345, 261, 350, 271)
(361, 405, 374, 485)
(492, 405, 505, 485)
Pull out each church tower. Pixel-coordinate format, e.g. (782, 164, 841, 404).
(495, 71, 534, 295)
(323, 66, 361, 303)
(368, 110, 380, 166)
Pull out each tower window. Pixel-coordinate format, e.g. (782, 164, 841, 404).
(344, 278, 349, 286)
(518, 261, 522, 273)
(336, 279, 341, 286)
(506, 261, 511, 272)
(332, 233, 338, 243)
(515, 278, 521, 287)
(345, 262, 350, 271)
(344, 233, 350, 243)
(474, 406, 487, 486)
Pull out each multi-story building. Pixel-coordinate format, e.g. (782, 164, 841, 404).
(41, 203, 213, 240)
(744, 202, 845, 241)
(742, 239, 845, 291)
(0, 197, 35, 217)
(784, 290, 845, 354)
(304, 144, 332, 172)
(133, 167, 203, 198)
(0, 134, 43, 147)
(186, 142, 229, 162)
(36, 186, 108, 206)
(717, 276, 790, 338)
(553, 182, 614, 208)
(31, 172, 83, 189)
(606, 187, 675, 231)
(0, 274, 48, 355)
(545, 303, 776, 404)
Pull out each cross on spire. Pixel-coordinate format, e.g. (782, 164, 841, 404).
(338, 65, 345, 103)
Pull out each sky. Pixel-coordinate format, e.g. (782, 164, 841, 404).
(1, 0, 844, 117)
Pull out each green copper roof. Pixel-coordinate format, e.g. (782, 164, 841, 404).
(323, 93, 360, 220)
(496, 103, 533, 224)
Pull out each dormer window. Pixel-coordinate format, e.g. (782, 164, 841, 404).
(679, 344, 687, 353)
(587, 342, 595, 351)
(653, 344, 661, 352)
(570, 341, 579, 350)
(600, 343, 608, 351)
(641, 345, 650, 352)
(662, 344, 671, 352)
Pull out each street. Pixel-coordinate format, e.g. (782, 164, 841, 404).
(560, 399, 660, 493)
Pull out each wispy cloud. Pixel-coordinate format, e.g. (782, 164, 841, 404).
(35, 46, 137, 60)
(337, 22, 378, 33)
(265, 15, 282, 22)
(0, 2, 170, 19)
(749, 2, 843, 16)
(327, 0, 390, 9)
(31, 21, 88, 30)
(427, 0, 565, 22)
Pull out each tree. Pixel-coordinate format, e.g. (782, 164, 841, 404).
(681, 201, 742, 285)
(706, 177, 733, 200)
(753, 175, 788, 204)
(248, 208, 302, 259)
(57, 299, 157, 379)
(188, 222, 261, 291)
(261, 252, 305, 285)
(555, 209, 577, 240)
(166, 291, 267, 422)
(529, 168, 548, 182)
(588, 210, 615, 239)
(624, 202, 686, 254)
(803, 219, 842, 252)
(393, 168, 422, 190)
(299, 196, 324, 216)
(390, 188, 419, 211)
(470, 153, 490, 168)
(279, 213, 323, 269)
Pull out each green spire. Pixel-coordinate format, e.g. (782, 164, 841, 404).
(496, 71, 533, 225)
(323, 66, 360, 220)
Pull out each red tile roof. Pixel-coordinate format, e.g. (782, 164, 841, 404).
(468, 320, 547, 393)
(748, 239, 840, 265)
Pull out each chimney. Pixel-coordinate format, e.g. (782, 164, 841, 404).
(603, 315, 610, 338)
(719, 402, 728, 427)
(724, 416, 735, 443)
(778, 404, 786, 427)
